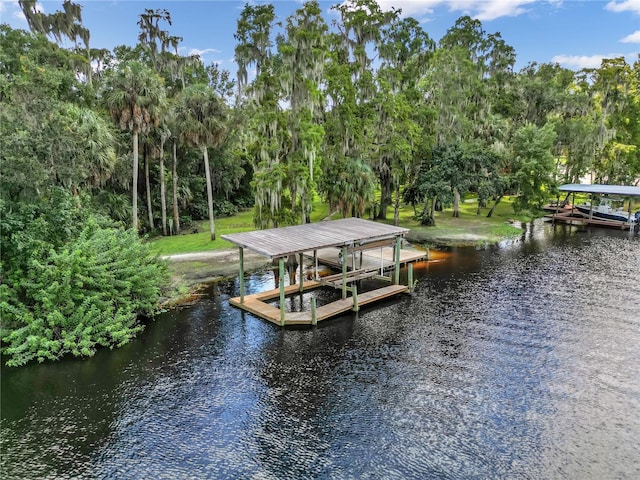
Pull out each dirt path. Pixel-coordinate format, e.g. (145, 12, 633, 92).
(161, 249, 272, 305)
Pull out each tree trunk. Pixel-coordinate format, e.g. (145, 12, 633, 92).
(379, 170, 392, 220)
(203, 146, 215, 241)
(172, 141, 180, 234)
(85, 46, 92, 86)
(393, 182, 400, 226)
(145, 147, 154, 230)
(487, 194, 504, 218)
(132, 131, 139, 232)
(453, 188, 460, 217)
(430, 196, 436, 222)
(291, 188, 298, 223)
(160, 138, 167, 236)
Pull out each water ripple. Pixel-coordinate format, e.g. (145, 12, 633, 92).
(2, 223, 639, 479)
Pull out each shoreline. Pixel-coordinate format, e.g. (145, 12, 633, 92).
(159, 249, 272, 308)
(159, 228, 521, 308)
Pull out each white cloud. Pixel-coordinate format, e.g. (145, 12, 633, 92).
(552, 53, 626, 69)
(621, 30, 640, 42)
(375, 0, 439, 18)
(178, 47, 223, 63)
(605, 0, 640, 14)
(13, 10, 26, 21)
(2, 0, 45, 24)
(188, 48, 221, 57)
(374, 0, 544, 21)
(468, 1, 538, 21)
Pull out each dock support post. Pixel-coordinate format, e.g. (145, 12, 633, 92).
(279, 258, 286, 326)
(299, 253, 304, 293)
(341, 246, 348, 299)
(352, 285, 359, 312)
(314, 250, 318, 280)
(311, 298, 317, 325)
(408, 263, 414, 293)
(239, 247, 245, 304)
(394, 237, 401, 285)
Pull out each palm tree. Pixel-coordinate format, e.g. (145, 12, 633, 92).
(337, 158, 376, 218)
(102, 61, 165, 231)
(174, 84, 227, 240)
(155, 124, 171, 236)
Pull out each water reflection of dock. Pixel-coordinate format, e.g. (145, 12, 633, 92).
(222, 218, 426, 326)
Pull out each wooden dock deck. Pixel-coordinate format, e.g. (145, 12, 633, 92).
(312, 246, 427, 271)
(546, 210, 633, 230)
(229, 282, 408, 326)
(222, 218, 422, 327)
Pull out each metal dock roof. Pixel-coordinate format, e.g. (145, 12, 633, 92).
(221, 217, 409, 259)
(559, 184, 640, 197)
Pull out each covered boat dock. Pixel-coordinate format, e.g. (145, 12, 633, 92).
(547, 183, 640, 229)
(221, 218, 426, 326)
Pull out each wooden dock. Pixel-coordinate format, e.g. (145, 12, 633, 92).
(230, 282, 408, 326)
(222, 218, 422, 327)
(546, 210, 633, 230)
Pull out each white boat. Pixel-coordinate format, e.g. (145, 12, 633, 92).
(575, 198, 640, 223)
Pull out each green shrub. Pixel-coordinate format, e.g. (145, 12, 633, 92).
(214, 199, 238, 217)
(1, 218, 169, 366)
(415, 208, 435, 226)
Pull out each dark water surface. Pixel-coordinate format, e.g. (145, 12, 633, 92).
(2, 221, 639, 479)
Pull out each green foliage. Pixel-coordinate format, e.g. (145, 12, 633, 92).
(415, 208, 436, 226)
(1, 217, 169, 367)
(512, 123, 558, 212)
(1, 26, 115, 201)
(0, 189, 87, 274)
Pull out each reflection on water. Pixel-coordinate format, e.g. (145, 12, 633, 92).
(2, 220, 639, 479)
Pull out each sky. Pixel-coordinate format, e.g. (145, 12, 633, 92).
(1, 0, 639, 74)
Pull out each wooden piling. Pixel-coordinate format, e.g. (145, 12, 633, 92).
(408, 262, 414, 293)
(311, 297, 317, 325)
(279, 258, 285, 326)
(352, 285, 359, 312)
(239, 247, 245, 304)
(394, 237, 401, 285)
(299, 252, 304, 293)
(341, 245, 348, 299)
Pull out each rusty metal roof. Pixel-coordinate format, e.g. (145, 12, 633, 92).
(221, 218, 409, 259)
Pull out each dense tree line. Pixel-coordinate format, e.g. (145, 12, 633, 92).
(2, 0, 639, 364)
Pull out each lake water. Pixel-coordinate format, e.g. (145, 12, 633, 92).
(2, 220, 639, 479)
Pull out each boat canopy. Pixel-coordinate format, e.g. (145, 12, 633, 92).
(559, 184, 640, 197)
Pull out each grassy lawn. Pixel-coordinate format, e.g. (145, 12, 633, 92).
(149, 208, 255, 255)
(150, 196, 532, 256)
(378, 196, 531, 247)
(150, 201, 334, 255)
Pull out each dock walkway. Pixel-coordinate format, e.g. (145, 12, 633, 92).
(546, 210, 633, 230)
(229, 282, 408, 325)
(312, 246, 426, 271)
